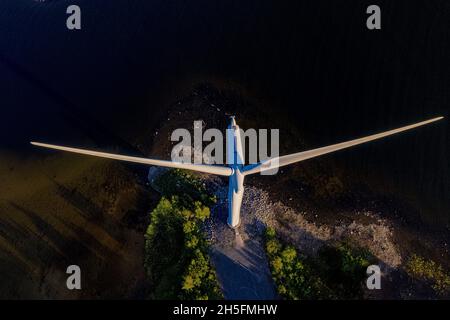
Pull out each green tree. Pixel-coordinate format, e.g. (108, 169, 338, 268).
(144, 169, 222, 299)
(264, 228, 372, 300)
(406, 254, 450, 294)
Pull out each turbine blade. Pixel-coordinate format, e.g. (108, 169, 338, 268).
(30, 142, 233, 176)
(243, 116, 443, 175)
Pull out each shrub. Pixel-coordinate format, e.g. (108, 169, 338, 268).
(144, 169, 222, 299)
(181, 249, 222, 300)
(264, 228, 333, 300)
(406, 254, 450, 294)
(153, 169, 216, 207)
(264, 228, 373, 299)
(317, 243, 372, 298)
(144, 196, 185, 299)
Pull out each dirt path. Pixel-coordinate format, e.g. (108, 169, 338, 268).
(208, 218, 277, 299)
(210, 235, 277, 300)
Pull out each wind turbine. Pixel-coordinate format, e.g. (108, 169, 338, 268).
(31, 116, 443, 228)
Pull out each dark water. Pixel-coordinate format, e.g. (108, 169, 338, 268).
(0, 1, 449, 227)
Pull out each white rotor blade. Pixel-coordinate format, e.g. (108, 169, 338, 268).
(243, 116, 443, 175)
(30, 142, 233, 176)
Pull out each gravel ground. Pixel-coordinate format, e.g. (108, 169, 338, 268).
(205, 177, 402, 267)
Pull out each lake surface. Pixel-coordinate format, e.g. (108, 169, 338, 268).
(0, 0, 449, 228)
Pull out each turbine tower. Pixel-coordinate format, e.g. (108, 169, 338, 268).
(31, 116, 443, 228)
